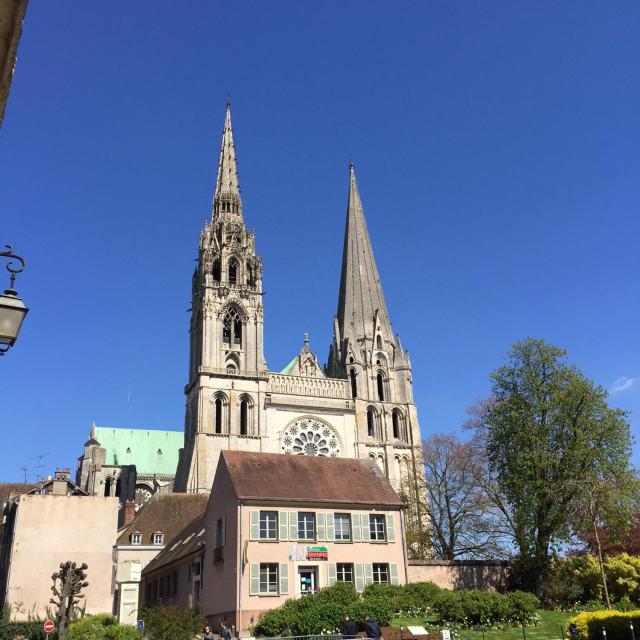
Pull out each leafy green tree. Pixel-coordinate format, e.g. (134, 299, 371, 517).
(479, 338, 633, 595)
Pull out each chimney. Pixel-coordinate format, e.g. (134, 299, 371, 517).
(52, 468, 70, 496)
(124, 499, 136, 526)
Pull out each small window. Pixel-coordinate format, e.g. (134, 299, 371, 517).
(377, 372, 385, 401)
(153, 532, 164, 545)
(259, 563, 278, 594)
(369, 514, 386, 541)
(334, 513, 351, 541)
(367, 408, 376, 438)
(240, 399, 248, 435)
(131, 532, 142, 545)
(157, 449, 162, 455)
(260, 511, 278, 540)
(349, 369, 357, 398)
(298, 512, 315, 541)
(126, 447, 131, 454)
(373, 563, 389, 584)
(336, 563, 354, 583)
(215, 398, 223, 433)
(376, 335, 383, 349)
(392, 410, 401, 439)
(228, 259, 238, 285)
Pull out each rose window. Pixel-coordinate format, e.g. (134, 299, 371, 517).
(281, 419, 342, 457)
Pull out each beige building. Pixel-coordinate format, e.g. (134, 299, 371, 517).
(0, 471, 118, 621)
(113, 493, 208, 625)
(144, 451, 407, 634)
(174, 103, 423, 506)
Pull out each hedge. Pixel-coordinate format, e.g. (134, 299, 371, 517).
(0, 622, 49, 640)
(67, 615, 140, 640)
(570, 610, 640, 640)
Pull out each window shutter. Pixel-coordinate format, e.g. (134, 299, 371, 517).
(352, 513, 362, 542)
(278, 511, 288, 541)
(289, 511, 298, 541)
(250, 510, 260, 540)
(385, 514, 395, 542)
(326, 512, 336, 541)
(249, 564, 260, 595)
(316, 512, 326, 541)
(364, 563, 374, 586)
(354, 563, 365, 592)
(278, 563, 289, 594)
(361, 514, 371, 542)
(221, 516, 226, 547)
(328, 563, 337, 587)
(390, 563, 400, 585)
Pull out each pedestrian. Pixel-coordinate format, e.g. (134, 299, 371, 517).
(343, 613, 357, 639)
(364, 615, 382, 640)
(220, 621, 233, 640)
(569, 623, 577, 638)
(203, 627, 215, 640)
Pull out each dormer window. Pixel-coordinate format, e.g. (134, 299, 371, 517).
(153, 532, 164, 545)
(131, 532, 142, 545)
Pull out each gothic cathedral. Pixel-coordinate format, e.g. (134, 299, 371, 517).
(174, 104, 423, 496)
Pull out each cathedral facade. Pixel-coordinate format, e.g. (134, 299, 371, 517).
(174, 104, 423, 496)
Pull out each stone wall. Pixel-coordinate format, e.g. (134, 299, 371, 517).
(407, 560, 511, 591)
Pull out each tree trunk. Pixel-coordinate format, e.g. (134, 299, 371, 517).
(591, 501, 611, 609)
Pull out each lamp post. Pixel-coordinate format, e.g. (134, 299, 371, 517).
(0, 245, 28, 355)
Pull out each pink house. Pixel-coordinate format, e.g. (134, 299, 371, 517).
(142, 451, 408, 634)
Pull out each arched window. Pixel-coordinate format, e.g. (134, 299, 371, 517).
(376, 335, 382, 349)
(240, 399, 248, 435)
(377, 372, 385, 402)
(215, 398, 223, 434)
(212, 260, 220, 281)
(104, 477, 112, 497)
(223, 308, 242, 348)
(115, 477, 122, 498)
(349, 369, 357, 398)
(367, 407, 376, 438)
(392, 409, 403, 440)
(228, 259, 238, 284)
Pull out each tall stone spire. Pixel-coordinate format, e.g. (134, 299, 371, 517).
(212, 101, 243, 218)
(336, 163, 393, 349)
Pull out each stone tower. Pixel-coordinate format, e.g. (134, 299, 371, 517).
(327, 164, 422, 489)
(174, 103, 267, 493)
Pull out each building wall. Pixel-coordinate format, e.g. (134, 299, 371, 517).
(202, 499, 406, 633)
(3, 494, 118, 620)
(407, 560, 511, 591)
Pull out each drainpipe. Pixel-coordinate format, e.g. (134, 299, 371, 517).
(400, 508, 409, 584)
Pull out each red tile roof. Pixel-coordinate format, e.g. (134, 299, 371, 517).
(221, 451, 403, 507)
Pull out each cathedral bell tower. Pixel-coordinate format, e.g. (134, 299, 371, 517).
(174, 103, 267, 493)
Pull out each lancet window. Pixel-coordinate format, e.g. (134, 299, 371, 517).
(222, 308, 242, 348)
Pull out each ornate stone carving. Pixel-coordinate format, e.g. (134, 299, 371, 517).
(280, 417, 342, 457)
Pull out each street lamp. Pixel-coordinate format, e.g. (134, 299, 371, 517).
(0, 245, 28, 355)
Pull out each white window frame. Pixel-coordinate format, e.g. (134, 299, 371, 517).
(259, 511, 278, 540)
(131, 532, 142, 545)
(259, 563, 279, 594)
(336, 562, 354, 583)
(334, 513, 351, 541)
(369, 514, 386, 541)
(372, 562, 389, 584)
(297, 512, 315, 541)
(153, 532, 164, 545)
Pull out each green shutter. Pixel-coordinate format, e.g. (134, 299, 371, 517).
(326, 512, 336, 541)
(365, 563, 374, 585)
(250, 510, 260, 540)
(278, 511, 288, 541)
(279, 563, 289, 594)
(328, 563, 337, 587)
(385, 514, 395, 542)
(354, 563, 365, 592)
(352, 513, 362, 542)
(361, 514, 371, 542)
(316, 512, 326, 541)
(249, 564, 260, 595)
(390, 563, 400, 585)
(289, 511, 298, 541)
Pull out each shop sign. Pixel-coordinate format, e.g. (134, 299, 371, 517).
(306, 545, 328, 560)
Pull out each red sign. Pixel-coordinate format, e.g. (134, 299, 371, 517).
(43, 620, 55, 634)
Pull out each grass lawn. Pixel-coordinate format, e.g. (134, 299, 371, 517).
(391, 610, 573, 640)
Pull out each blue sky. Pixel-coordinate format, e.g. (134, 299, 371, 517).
(1, 1, 639, 482)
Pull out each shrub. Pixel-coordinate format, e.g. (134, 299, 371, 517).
(433, 589, 539, 627)
(400, 582, 442, 610)
(140, 607, 205, 640)
(0, 622, 49, 640)
(67, 615, 140, 640)
(570, 610, 640, 640)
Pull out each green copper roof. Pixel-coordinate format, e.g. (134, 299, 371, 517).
(93, 427, 182, 476)
(280, 355, 298, 374)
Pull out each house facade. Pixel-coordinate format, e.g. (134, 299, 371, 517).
(143, 451, 407, 634)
